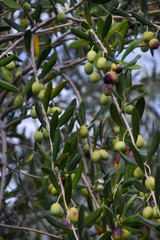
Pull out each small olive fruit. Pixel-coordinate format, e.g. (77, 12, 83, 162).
(111, 63, 123, 74)
(103, 84, 111, 96)
(142, 206, 153, 219)
(14, 95, 23, 108)
(69, 207, 79, 223)
(140, 41, 149, 52)
(38, 90, 45, 100)
(20, 18, 29, 29)
(124, 105, 134, 114)
(34, 131, 43, 143)
(84, 62, 93, 75)
(112, 227, 122, 240)
(5, 61, 15, 71)
(153, 206, 159, 219)
(90, 72, 100, 83)
(145, 176, 155, 191)
(143, 31, 154, 42)
(51, 106, 62, 115)
(99, 149, 109, 161)
(50, 203, 64, 218)
(103, 71, 118, 84)
(22, 2, 31, 11)
(51, 186, 59, 196)
(112, 138, 119, 147)
(100, 94, 111, 105)
(87, 50, 96, 63)
(30, 107, 37, 119)
(136, 135, 144, 148)
(32, 82, 41, 95)
(43, 128, 49, 138)
(57, 12, 66, 22)
(149, 38, 159, 49)
(122, 229, 131, 240)
(91, 150, 101, 163)
(81, 188, 89, 197)
(133, 167, 144, 180)
(97, 57, 107, 70)
(113, 126, 120, 134)
(79, 125, 88, 138)
(48, 183, 53, 192)
(39, 83, 45, 90)
(114, 141, 126, 152)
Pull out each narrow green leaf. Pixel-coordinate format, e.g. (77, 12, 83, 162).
(79, 101, 86, 124)
(155, 166, 160, 205)
(112, 23, 129, 49)
(110, 103, 125, 128)
(107, 20, 128, 38)
(104, 52, 118, 64)
(0, 55, 14, 67)
(51, 81, 67, 99)
(98, 231, 112, 240)
(3, 0, 22, 9)
(43, 81, 52, 112)
(40, 52, 57, 79)
(72, 160, 83, 189)
(35, 142, 51, 162)
(1, 67, 13, 81)
(68, 153, 81, 172)
(121, 38, 143, 61)
(132, 108, 140, 143)
(102, 14, 112, 40)
(84, 5, 91, 29)
(36, 45, 52, 69)
(41, 166, 59, 191)
(69, 39, 90, 48)
(70, 136, 78, 153)
(33, 4, 42, 23)
(58, 106, 75, 127)
(45, 215, 69, 230)
(140, 0, 148, 15)
(97, 18, 104, 38)
(128, 141, 144, 173)
(135, 97, 145, 119)
(24, 30, 32, 53)
(131, 12, 156, 29)
(3, 18, 25, 32)
(119, 151, 137, 166)
(0, 79, 19, 93)
(65, 175, 72, 206)
(54, 152, 69, 166)
(53, 128, 61, 162)
(122, 215, 143, 227)
(139, 215, 159, 227)
(122, 54, 141, 68)
(146, 130, 160, 162)
(92, 0, 112, 3)
(122, 194, 137, 217)
(50, 111, 58, 142)
(41, 159, 51, 186)
(113, 31, 124, 55)
(84, 208, 103, 228)
(116, 72, 125, 99)
(127, 91, 146, 105)
(71, 28, 89, 40)
(90, 107, 105, 124)
(0, 26, 11, 32)
(112, 7, 130, 17)
(21, 77, 34, 94)
(35, 101, 46, 128)
(78, 205, 84, 240)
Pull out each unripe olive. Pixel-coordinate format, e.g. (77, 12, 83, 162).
(113, 126, 120, 134)
(84, 143, 89, 153)
(142, 206, 153, 219)
(91, 150, 101, 163)
(39, 83, 45, 90)
(68, 207, 79, 223)
(87, 50, 96, 63)
(32, 82, 41, 95)
(112, 227, 122, 240)
(57, 12, 66, 22)
(34, 131, 43, 143)
(100, 94, 111, 105)
(50, 203, 64, 218)
(122, 229, 131, 240)
(153, 206, 159, 219)
(140, 41, 149, 52)
(95, 184, 104, 192)
(143, 31, 154, 42)
(90, 72, 100, 83)
(103, 71, 118, 84)
(112, 138, 119, 147)
(145, 176, 155, 190)
(84, 62, 93, 75)
(48, 183, 53, 192)
(5, 61, 15, 71)
(43, 128, 49, 138)
(14, 95, 23, 108)
(79, 125, 88, 138)
(20, 18, 29, 29)
(47, 107, 52, 115)
(97, 57, 107, 70)
(51, 106, 62, 115)
(114, 141, 126, 152)
(111, 63, 122, 74)
(22, 2, 31, 11)
(51, 186, 59, 196)
(124, 105, 134, 114)
(80, 188, 89, 197)
(99, 149, 109, 161)
(133, 167, 144, 180)
(136, 135, 144, 148)
(38, 90, 45, 100)
(149, 38, 159, 49)
(30, 107, 37, 119)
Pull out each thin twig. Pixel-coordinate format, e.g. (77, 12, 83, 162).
(0, 223, 62, 239)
